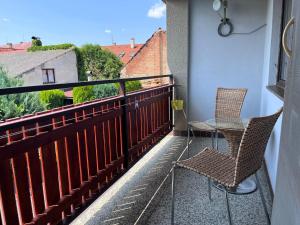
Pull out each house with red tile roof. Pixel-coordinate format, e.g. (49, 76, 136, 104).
(103, 40, 143, 65)
(103, 28, 170, 88)
(0, 42, 32, 54)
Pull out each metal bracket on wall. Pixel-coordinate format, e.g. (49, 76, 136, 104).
(215, 0, 234, 37)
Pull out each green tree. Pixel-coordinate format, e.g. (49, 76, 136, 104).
(0, 67, 46, 120)
(39, 90, 65, 109)
(79, 44, 123, 80)
(32, 38, 42, 47)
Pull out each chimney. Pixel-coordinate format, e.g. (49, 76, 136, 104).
(130, 38, 135, 49)
(6, 43, 13, 49)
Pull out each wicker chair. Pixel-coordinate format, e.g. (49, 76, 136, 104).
(188, 88, 247, 151)
(171, 108, 283, 225)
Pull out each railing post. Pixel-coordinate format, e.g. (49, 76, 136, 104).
(169, 76, 174, 128)
(120, 81, 129, 169)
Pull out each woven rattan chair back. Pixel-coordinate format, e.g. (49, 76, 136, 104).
(215, 88, 247, 119)
(233, 108, 283, 186)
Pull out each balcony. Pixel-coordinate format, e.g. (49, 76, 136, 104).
(0, 72, 278, 225)
(0, 76, 272, 225)
(0, 75, 280, 225)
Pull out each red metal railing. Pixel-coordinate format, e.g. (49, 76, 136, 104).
(0, 83, 173, 225)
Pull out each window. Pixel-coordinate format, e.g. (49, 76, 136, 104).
(42, 69, 55, 84)
(277, 0, 293, 88)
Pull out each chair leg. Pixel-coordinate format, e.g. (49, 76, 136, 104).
(216, 132, 219, 150)
(255, 173, 270, 225)
(208, 178, 212, 202)
(187, 125, 190, 158)
(190, 128, 196, 156)
(171, 167, 176, 225)
(211, 132, 215, 148)
(191, 127, 195, 140)
(225, 190, 233, 225)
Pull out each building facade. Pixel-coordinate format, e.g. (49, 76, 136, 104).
(104, 29, 170, 88)
(0, 48, 78, 86)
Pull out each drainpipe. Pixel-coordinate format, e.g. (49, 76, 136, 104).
(159, 30, 163, 76)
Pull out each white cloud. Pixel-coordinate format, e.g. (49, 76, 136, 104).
(147, 2, 166, 19)
(2, 18, 9, 22)
(104, 29, 111, 33)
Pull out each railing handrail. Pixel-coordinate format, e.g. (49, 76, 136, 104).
(0, 74, 173, 96)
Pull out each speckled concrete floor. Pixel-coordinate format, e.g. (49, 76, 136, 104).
(71, 135, 272, 225)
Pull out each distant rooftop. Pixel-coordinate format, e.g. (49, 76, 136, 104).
(0, 42, 32, 54)
(103, 41, 143, 65)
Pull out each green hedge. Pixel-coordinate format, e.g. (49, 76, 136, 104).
(28, 43, 74, 52)
(115, 80, 142, 93)
(39, 90, 65, 109)
(125, 80, 142, 92)
(73, 86, 95, 104)
(73, 84, 119, 104)
(94, 84, 118, 99)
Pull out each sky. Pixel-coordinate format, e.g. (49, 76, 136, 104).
(0, 0, 166, 46)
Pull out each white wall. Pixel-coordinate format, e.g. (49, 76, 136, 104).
(260, 0, 284, 191)
(21, 50, 78, 86)
(189, 0, 267, 121)
(168, 0, 284, 192)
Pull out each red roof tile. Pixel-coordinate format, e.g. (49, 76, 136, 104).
(0, 42, 32, 54)
(102, 44, 143, 64)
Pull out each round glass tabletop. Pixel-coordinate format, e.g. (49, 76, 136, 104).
(204, 118, 249, 131)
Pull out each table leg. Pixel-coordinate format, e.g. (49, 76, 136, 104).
(220, 129, 243, 158)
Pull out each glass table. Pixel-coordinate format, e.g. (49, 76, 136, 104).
(204, 118, 257, 194)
